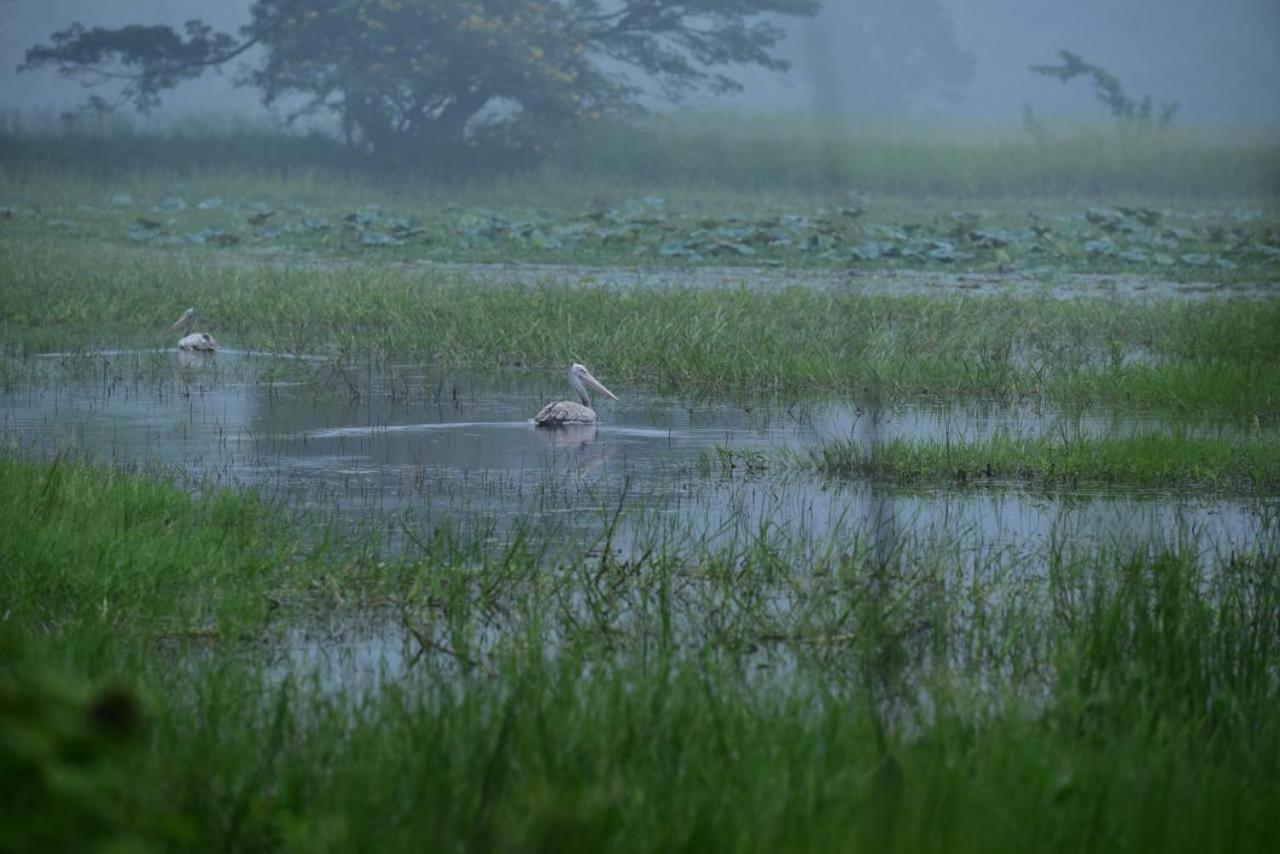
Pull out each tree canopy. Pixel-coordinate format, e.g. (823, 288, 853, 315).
(21, 0, 820, 158)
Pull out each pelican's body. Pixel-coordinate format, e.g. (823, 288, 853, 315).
(177, 332, 218, 351)
(166, 307, 218, 351)
(534, 363, 618, 426)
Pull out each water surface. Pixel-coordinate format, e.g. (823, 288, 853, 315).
(4, 348, 1273, 561)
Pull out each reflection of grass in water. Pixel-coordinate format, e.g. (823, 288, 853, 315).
(3, 455, 1278, 850)
(2, 245, 1278, 415)
(803, 431, 1280, 490)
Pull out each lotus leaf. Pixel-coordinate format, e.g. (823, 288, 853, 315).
(529, 231, 563, 250)
(849, 241, 889, 261)
(927, 242, 959, 263)
(703, 241, 755, 257)
(1085, 208, 1124, 230)
(198, 228, 240, 247)
(1116, 207, 1161, 226)
(152, 196, 187, 212)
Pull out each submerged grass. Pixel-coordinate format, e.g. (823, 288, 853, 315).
(1, 242, 1278, 416)
(804, 431, 1280, 490)
(3, 455, 1279, 851)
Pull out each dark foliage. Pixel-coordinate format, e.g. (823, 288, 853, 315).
(20, 0, 820, 159)
(20, 20, 255, 114)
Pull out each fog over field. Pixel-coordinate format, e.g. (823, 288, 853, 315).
(3, 3, 1279, 852)
(3, 0, 1277, 122)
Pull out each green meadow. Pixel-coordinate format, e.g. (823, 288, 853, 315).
(3, 113, 1279, 852)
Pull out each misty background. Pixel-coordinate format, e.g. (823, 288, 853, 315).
(2, 0, 1277, 127)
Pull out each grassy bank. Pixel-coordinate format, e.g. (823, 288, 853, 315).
(2, 242, 1278, 416)
(3, 455, 1279, 851)
(802, 431, 1280, 490)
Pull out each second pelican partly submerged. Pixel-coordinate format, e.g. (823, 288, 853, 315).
(165, 307, 218, 351)
(534, 363, 618, 426)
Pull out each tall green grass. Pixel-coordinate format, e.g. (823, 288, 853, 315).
(805, 431, 1280, 489)
(2, 242, 1278, 415)
(559, 113, 1280, 199)
(3, 455, 1278, 851)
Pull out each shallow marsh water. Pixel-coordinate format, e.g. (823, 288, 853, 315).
(7, 345, 1277, 692)
(4, 348, 1273, 561)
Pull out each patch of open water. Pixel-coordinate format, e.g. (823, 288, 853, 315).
(4, 349, 1274, 561)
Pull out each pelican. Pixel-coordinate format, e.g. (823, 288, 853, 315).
(534, 363, 618, 426)
(165, 307, 218, 351)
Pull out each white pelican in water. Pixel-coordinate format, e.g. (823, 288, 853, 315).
(534, 363, 618, 426)
(165, 307, 218, 351)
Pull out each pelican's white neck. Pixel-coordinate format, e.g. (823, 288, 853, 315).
(569, 368, 590, 406)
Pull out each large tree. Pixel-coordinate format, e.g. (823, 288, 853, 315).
(21, 0, 820, 156)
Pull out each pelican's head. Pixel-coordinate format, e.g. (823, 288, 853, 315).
(570, 363, 618, 403)
(165, 307, 197, 336)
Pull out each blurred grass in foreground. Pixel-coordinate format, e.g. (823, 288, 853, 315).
(2, 454, 1278, 851)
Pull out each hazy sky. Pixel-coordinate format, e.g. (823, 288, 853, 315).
(2, 1, 1277, 123)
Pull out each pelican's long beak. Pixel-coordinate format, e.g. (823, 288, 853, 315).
(165, 313, 188, 335)
(583, 370, 619, 401)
